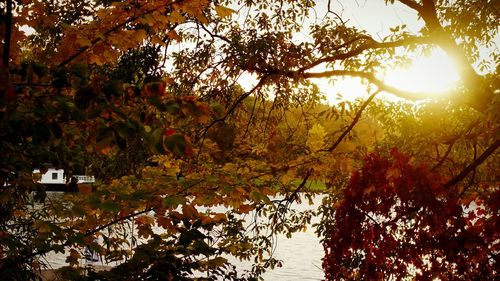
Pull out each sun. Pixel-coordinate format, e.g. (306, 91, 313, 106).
(383, 48, 460, 93)
(316, 48, 460, 105)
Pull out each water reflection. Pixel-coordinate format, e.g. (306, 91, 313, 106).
(44, 193, 325, 280)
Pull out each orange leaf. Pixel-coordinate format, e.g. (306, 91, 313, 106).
(238, 204, 254, 213)
(214, 5, 235, 19)
(167, 30, 182, 42)
(182, 204, 199, 219)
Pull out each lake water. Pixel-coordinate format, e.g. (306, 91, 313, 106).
(44, 194, 325, 280)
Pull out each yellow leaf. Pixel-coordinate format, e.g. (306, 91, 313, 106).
(168, 10, 185, 24)
(89, 54, 104, 66)
(280, 169, 295, 184)
(214, 5, 235, 19)
(306, 123, 326, 152)
(135, 29, 147, 42)
(140, 14, 155, 27)
(76, 37, 92, 47)
(151, 35, 165, 46)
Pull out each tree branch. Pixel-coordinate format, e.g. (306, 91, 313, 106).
(302, 69, 449, 101)
(286, 168, 313, 204)
(397, 0, 423, 13)
(442, 139, 500, 189)
(399, 0, 492, 111)
(431, 140, 455, 171)
(302, 36, 434, 71)
(204, 73, 271, 129)
(326, 90, 380, 152)
(21, 207, 153, 263)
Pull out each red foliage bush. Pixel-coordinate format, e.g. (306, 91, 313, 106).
(323, 149, 498, 280)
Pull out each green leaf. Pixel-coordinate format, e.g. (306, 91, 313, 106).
(100, 201, 120, 212)
(163, 196, 185, 208)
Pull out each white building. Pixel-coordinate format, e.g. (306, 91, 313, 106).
(33, 168, 95, 185)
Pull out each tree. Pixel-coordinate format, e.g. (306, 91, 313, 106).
(0, 0, 498, 280)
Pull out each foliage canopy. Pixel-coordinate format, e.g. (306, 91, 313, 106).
(0, 0, 498, 280)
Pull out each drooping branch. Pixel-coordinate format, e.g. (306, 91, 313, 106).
(20, 207, 153, 263)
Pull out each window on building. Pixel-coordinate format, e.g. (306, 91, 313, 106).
(52, 172, 58, 180)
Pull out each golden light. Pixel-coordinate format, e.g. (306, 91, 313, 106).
(383, 48, 460, 93)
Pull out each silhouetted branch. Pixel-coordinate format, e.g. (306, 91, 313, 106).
(302, 36, 434, 71)
(327, 90, 380, 152)
(443, 139, 500, 189)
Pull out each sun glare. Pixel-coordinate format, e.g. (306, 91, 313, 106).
(384, 48, 460, 93)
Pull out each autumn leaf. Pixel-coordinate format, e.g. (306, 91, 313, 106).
(182, 204, 199, 219)
(66, 249, 81, 267)
(385, 167, 402, 180)
(76, 37, 92, 47)
(163, 196, 185, 208)
(238, 204, 254, 213)
(168, 10, 185, 24)
(306, 123, 326, 152)
(214, 5, 236, 19)
(89, 53, 104, 66)
(167, 30, 182, 42)
(143, 81, 166, 96)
